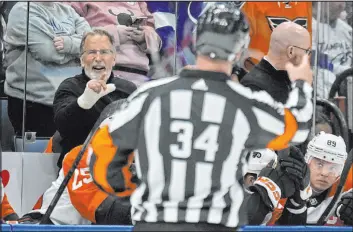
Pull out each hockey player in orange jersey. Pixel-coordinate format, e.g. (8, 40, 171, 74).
(238, 1, 312, 69)
(242, 149, 288, 225)
(274, 132, 352, 226)
(61, 145, 134, 225)
(17, 144, 135, 225)
(17, 100, 136, 225)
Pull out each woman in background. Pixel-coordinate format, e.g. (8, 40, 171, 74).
(4, 2, 90, 137)
(68, 2, 161, 86)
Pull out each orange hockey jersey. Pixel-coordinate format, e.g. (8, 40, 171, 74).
(61, 145, 110, 223)
(36, 134, 135, 224)
(1, 180, 17, 220)
(31, 145, 115, 224)
(240, 1, 312, 63)
(63, 144, 136, 223)
(1, 195, 17, 220)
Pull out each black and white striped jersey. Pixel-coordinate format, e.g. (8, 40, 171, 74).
(89, 68, 313, 227)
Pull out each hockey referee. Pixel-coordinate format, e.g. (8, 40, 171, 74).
(87, 3, 314, 231)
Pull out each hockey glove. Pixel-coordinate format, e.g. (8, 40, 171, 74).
(283, 163, 311, 219)
(16, 212, 43, 224)
(280, 146, 312, 203)
(336, 190, 353, 225)
(250, 157, 297, 211)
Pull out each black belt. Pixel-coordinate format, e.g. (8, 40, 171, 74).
(113, 65, 148, 76)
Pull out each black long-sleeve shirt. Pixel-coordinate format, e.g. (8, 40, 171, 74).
(240, 58, 292, 104)
(53, 70, 136, 168)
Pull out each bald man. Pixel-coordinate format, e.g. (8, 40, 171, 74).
(240, 22, 311, 103)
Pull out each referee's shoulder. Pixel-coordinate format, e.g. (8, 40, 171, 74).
(128, 76, 179, 100)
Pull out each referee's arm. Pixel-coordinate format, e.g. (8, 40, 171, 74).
(242, 55, 314, 150)
(252, 79, 312, 151)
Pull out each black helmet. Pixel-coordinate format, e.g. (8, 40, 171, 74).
(196, 3, 250, 61)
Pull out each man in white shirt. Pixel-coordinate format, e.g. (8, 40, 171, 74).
(312, 1, 352, 98)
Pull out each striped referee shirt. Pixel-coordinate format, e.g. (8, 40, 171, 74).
(89, 68, 313, 227)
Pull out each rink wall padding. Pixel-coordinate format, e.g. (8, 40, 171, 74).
(1, 225, 352, 232)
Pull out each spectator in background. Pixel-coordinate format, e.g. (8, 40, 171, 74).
(340, 10, 348, 22)
(240, 22, 311, 104)
(145, 2, 206, 77)
(53, 29, 136, 168)
(0, 1, 16, 23)
(0, 2, 6, 97)
(3, 2, 90, 137)
(0, 1, 16, 97)
(68, 2, 161, 86)
(346, 1, 353, 27)
(312, 1, 352, 98)
(340, 2, 353, 26)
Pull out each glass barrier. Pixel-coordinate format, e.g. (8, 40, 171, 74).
(312, 1, 352, 99)
(0, 1, 352, 229)
(0, 1, 351, 152)
(1, 1, 22, 151)
(312, 1, 352, 149)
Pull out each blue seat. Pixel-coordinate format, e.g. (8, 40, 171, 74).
(14, 136, 50, 153)
(1, 97, 51, 152)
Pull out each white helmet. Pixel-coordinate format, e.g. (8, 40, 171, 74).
(305, 132, 347, 165)
(246, 149, 277, 175)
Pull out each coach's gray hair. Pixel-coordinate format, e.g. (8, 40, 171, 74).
(80, 29, 116, 55)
